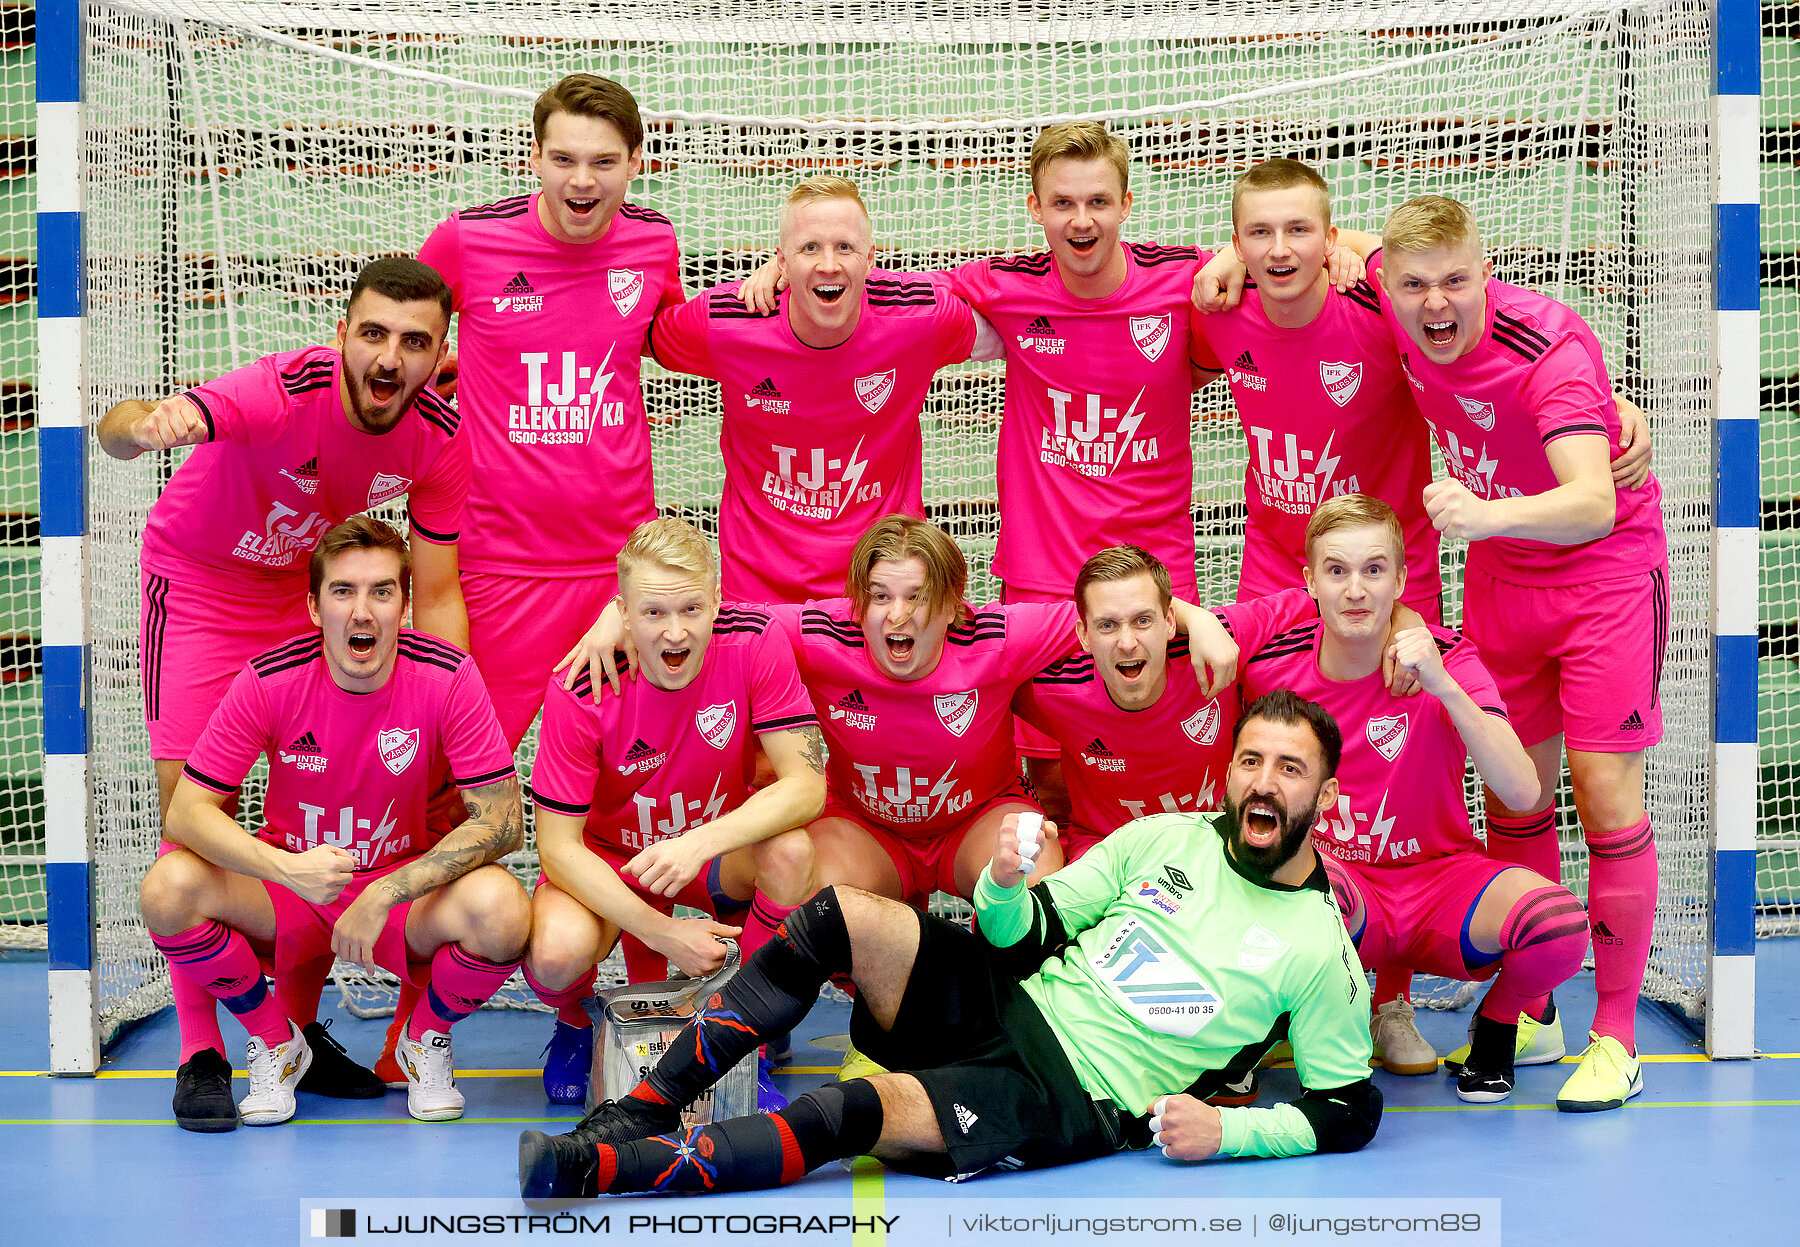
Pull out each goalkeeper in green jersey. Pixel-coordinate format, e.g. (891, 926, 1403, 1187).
(520, 688, 1380, 1196)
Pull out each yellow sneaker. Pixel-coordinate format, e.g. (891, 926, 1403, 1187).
(1443, 1005, 1566, 1074)
(836, 1044, 888, 1082)
(1555, 1032, 1642, 1113)
(1258, 1040, 1293, 1070)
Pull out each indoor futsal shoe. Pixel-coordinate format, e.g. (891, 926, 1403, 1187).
(836, 1044, 888, 1082)
(1453, 1014, 1517, 1103)
(1556, 1032, 1642, 1113)
(1443, 1001, 1566, 1075)
(757, 1055, 789, 1114)
(239, 1021, 312, 1126)
(298, 1020, 386, 1099)
(398, 1029, 466, 1122)
(519, 1129, 602, 1199)
(564, 1095, 682, 1148)
(1370, 997, 1439, 1075)
(173, 1046, 239, 1133)
(541, 1019, 594, 1105)
(375, 1011, 408, 1089)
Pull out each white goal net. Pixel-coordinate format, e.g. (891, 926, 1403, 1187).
(78, 0, 1715, 1043)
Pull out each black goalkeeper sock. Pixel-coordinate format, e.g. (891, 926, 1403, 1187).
(639, 887, 854, 1109)
(600, 1080, 885, 1194)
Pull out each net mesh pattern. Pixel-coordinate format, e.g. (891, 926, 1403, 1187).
(77, 0, 1713, 1039)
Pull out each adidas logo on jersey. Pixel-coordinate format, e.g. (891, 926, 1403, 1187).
(279, 731, 328, 773)
(829, 689, 877, 731)
(493, 271, 543, 314)
(952, 1103, 980, 1135)
(1016, 315, 1066, 354)
(280, 457, 320, 496)
(745, 377, 791, 414)
(1591, 919, 1625, 947)
(1228, 349, 1267, 392)
(621, 738, 668, 775)
(1619, 709, 1645, 732)
(1080, 737, 1126, 772)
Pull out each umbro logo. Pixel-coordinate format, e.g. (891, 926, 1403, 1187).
(1162, 865, 1193, 894)
(280, 457, 321, 496)
(952, 1103, 980, 1135)
(1619, 710, 1645, 732)
(829, 689, 877, 730)
(493, 271, 543, 314)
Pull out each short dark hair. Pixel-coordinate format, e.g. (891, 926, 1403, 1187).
(346, 256, 452, 326)
(533, 73, 644, 152)
(308, 515, 411, 600)
(1233, 689, 1343, 779)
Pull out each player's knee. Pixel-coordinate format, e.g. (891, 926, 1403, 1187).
(780, 884, 854, 973)
(523, 924, 596, 990)
(455, 867, 530, 960)
(753, 829, 816, 900)
(138, 850, 211, 934)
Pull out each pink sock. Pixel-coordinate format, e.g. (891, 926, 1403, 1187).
(277, 955, 333, 1029)
(1477, 884, 1590, 1022)
(621, 933, 669, 984)
(171, 966, 229, 1063)
(1373, 967, 1413, 1005)
(1585, 816, 1657, 1051)
(1486, 807, 1561, 883)
(406, 944, 521, 1041)
(151, 921, 290, 1048)
(740, 894, 797, 959)
(523, 963, 597, 1029)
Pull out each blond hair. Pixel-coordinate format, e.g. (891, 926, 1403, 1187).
(1029, 122, 1131, 197)
(779, 174, 871, 243)
(1074, 545, 1172, 619)
(1304, 494, 1407, 572)
(533, 74, 643, 151)
(309, 515, 410, 599)
(1231, 158, 1331, 228)
(1381, 194, 1481, 258)
(847, 517, 967, 624)
(616, 518, 717, 594)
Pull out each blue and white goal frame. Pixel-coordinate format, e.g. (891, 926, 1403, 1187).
(37, 2, 1763, 1070)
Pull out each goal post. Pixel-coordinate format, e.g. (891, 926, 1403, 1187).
(49, 0, 1737, 1070)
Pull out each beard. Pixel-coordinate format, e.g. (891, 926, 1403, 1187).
(1221, 787, 1321, 879)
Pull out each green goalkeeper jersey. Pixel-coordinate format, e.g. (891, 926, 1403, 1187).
(975, 812, 1374, 1158)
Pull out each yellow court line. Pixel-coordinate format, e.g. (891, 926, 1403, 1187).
(851, 1154, 886, 1245)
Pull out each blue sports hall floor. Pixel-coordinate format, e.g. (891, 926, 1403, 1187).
(4, 942, 1795, 1245)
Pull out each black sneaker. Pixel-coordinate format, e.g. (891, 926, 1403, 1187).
(1204, 1070, 1260, 1108)
(173, 1047, 239, 1132)
(298, 1020, 386, 1099)
(569, 1095, 682, 1147)
(519, 1129, 602, 1198)
(1456, 1061, 1515, 1103)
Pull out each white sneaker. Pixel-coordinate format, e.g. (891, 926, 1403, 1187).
(1370, 997, 1439, 1075)
(398, 1028, 465, 1122)
(239, 1021, 312, 1126)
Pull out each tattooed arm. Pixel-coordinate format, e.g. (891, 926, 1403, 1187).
(622, 725, 826, 899)
(330, 776, 523, 971)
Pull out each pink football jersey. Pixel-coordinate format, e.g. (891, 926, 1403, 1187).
(141, 347, 467, 587)
(1370, 258, 1666, 586)
(419, 194, 684, 577)
(183, 630, 515, 872)
(1238, 618, 1507, 867)
(769, 599, 1080, 838)
(528, 608, 816, 855)
(950, 244, 1213, 594)
(1197, 280, 1439, 605)
(649, 274, 976, 601)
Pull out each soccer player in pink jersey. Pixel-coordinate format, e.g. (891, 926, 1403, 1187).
(419, 74, 685, 749)
(1238, 496, 1587, 1103)
(138, 518, 527, 1126)
(650, 176, 984, 602)
(521, 519, 825, 1104)
(1371, 196, 1668, 1111)
(1013, 544, 1294, 862)
(97, 257, 469, 1129)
